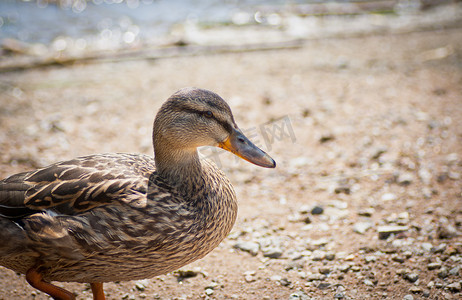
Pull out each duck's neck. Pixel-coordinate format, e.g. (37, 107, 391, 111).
(154, 146, 204, 195)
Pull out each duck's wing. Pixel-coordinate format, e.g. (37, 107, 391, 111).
(0, 154, 154, 219)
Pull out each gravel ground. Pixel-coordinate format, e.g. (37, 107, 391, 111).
(0, 22, 461, 300)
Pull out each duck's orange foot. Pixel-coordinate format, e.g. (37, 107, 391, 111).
(25, 268, 75, 300)
(90, 282, 106, 300)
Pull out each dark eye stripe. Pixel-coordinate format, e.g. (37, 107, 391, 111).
(177, 106, 233, 133)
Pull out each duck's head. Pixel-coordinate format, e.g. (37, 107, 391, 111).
(153, 87, 275, 169)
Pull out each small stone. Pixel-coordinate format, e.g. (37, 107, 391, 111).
(433, 243, 447, 253)
(270, 275, 282, 281)
(351, 265, 361, 272)
(403, 295, 414, 300)
(311, 206, 324, 215)
(404, 273, 419, 283)
(437, 267, 449, 279)
(135, 280, 149, 291)
(262, 247, 283, 259)
(234, 241, 260, 256)
(338, 264, 351, 272)
(244, 271, 256, 283)
(353, 221, 373, 234)
(317, 282, 331, 290)
(288, 291, 309, 300)
(279, 278, 291, 286)
(174, 269, 200, 279)
(364, 279, 375, 286)
(377, 225, 409, 240)
(285, 260, 305, 271)
(358, 208, 374, 217)
(325, 252, 336, 260)
(409, 286, 422, 293)
(402, 251, 413, 258)
(334, 293, 345, 299)
(371, 147, 387, 160)
(319, 134, 335, 143)
(344, 254, 356, 261)
(427, 262, 442, 270)
(381, 193, 397, 201)
(334, 184, 351, 194)
(306, 273, 326, 281)
(446, 282, 461, 292)
(438, 225, 457, 239)
(434, 282, 444, 289)
(449, 266, 460, 276)
(365, 256, 377, 263)
(397, 172, 414, 185)
(312, 250, 326, 261)
(319, 266, 332, 274)
(421, 243, 434, 252)
(205, 288, 214, 296)
(392, 256, 405, 263)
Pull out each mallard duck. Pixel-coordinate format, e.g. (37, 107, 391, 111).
(0, 88, 275, 300)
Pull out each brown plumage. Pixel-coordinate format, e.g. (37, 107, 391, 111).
(0, 88, 275, 300)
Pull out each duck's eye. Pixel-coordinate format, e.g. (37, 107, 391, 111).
(203, 111, 213, 118)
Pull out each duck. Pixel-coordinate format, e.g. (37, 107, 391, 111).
(0, 87, 275, 300)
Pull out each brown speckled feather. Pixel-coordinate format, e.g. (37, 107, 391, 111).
(0, 153, 237, 283)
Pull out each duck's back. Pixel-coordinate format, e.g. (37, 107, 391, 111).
(0, 153, 237, 283)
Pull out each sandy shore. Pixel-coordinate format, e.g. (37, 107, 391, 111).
(1, 19, 461, 300)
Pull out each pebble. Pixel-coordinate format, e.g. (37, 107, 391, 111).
(358, 208, 375, 217)
(403, 295, 414, 300)
(334, 184, 351, 194)
(437, 224, 457, 239)
(319, 266, 332, 274)
(446, 282, 461, 292)
(311, 205, 324, 215)
(285, 260, 305, 271)
(449, 266, 460, 276)
(427, 262, 442, 270)
(396, 172, 414, 185)
(234, 241, 260, 256)
(262, 247, 283, 259)
(392, 256, 405, 263)
(365, 255, 377, 263)
(409, 286, 422, 293)
(364, 279, 375, 286)
(205, 288, 214, 296)
(325, 252, 336, 261)
(134, 279, 149, 291)
(433, 243, 447, 253)
(317, 282, 331, 290)
(338, 264, 352, 272)
(279, 278, 291, 286)
(377, 225, 409, 240)
(306, 273, 326, 281)
(288, 291, 310, 300)
(402, 250, 413, 258)
(437, 267, 448, 279)
(311, 250, 326, 261)
(344, 254, 356, 261)
(404, 273, 419, 283)
(381, 193, 397, 201)
(353, 221, 373, 234)
(421, 242, 434, 252)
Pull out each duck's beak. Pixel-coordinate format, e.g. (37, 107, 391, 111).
(218, 128, 276, 168)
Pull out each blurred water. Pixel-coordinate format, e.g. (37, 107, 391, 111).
(0, 0, 307, 49)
